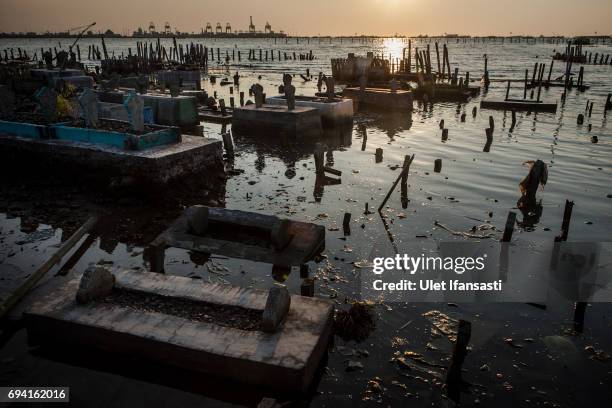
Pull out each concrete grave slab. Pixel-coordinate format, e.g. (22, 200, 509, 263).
(24, 269, 334, 392)
(232, 104, 322, 139)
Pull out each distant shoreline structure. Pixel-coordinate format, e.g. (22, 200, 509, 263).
(0, 33, 610, 40)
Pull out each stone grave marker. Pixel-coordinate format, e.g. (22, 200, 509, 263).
(317, 72, 324, 93)
(283, 74, 295, 111)
(252, 84, 264, 108)
(390, 79, 399, 94)
(325, 77, 335, 101)
(78, 88, 99, 127)
(359, 75, 367, 92)
(136, 76, 149, 94)
(168, 78, 180, 97)
(124, 91, 144, 132)
(35, 87, 58, 122)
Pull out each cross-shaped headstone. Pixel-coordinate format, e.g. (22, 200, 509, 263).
(252, 84, 264, 108)
(325, 77, 335, 101)
(78, 88, 99, 127)
(0, 86, 16, 117)
(124, 91, 144, 132)
(35, 87, 58, 123)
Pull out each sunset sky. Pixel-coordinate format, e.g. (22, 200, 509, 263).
(0, 0, 610, 36)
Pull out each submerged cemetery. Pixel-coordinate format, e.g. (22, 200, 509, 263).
(1, 28, 612, 408)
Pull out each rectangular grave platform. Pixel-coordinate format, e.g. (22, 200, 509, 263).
(156, 70, 202, 90)
(0, 134, 222, 184)
(24, 269, 334, 393)
(232, 104, 322, 139)
(29, 68, 85, 81)
(342, 87, 413, 111)
(141, 94, 199, 127)
(149, 206, 326, 272)
(265, 95, 353, 128)
(0, 119, 54, 139)
(480, 99, 558, 113)
(50, 119, 178, 150)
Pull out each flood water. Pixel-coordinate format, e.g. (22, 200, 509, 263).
(1, 37, 612, 407)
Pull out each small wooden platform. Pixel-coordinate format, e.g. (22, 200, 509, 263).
(480, 99, 557, 113)
(24, 269, 334, 392)
(149, 206, 326, 272)
(525, 81, 589, 91)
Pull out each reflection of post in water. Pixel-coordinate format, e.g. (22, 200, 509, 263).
(548, 200, 585, 331)
(358, 123, 368, 151)
(400, 155, 412, 209)
(378, 154, 415, 253)
(499, 211, 517, 282)
(574, 301, 587, 333)
(312, 143, 342, 202)
(325, 149, 334, 166)
(255, 151, 266, 172)
(313, 173, 341, 202)
(446, 319, 472, 404)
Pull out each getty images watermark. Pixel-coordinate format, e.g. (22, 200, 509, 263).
(371, 253, 503, 292)
(358, 242, 612, 302)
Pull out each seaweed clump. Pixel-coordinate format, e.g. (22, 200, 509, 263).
(334, 301, 376, 342)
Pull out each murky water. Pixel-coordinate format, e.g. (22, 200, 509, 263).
(1, 37, 612, 407)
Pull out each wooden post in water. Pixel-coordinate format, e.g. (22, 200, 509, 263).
(555, 200, 574, 242)
(446, 320, 472, 401)
(502, 212, 517, 242)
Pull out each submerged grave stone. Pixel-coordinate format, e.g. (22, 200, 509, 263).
(262, 285, 291, 333)
(76, 265, 115, 304)
(125, 92, 144, 132)
(35, 87, 58, 123)
(78, 88, 99, 127)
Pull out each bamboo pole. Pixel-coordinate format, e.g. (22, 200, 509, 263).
(0, 217, 98, 319)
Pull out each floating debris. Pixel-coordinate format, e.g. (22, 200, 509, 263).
(334, 301, 376, 342)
